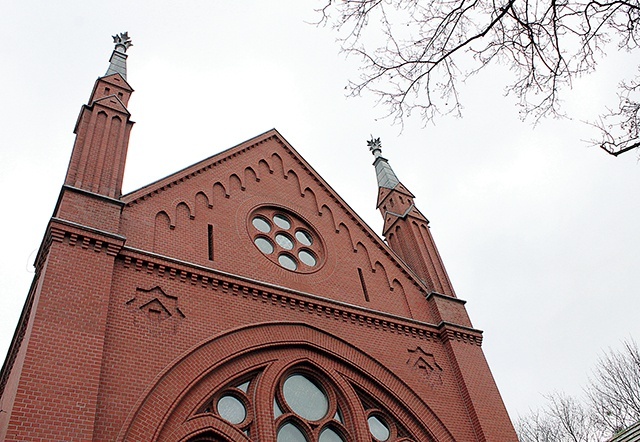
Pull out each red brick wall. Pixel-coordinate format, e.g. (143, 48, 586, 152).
(0, 131, 517, 441)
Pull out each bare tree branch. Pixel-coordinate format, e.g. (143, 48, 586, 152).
(318, 0, 640, 155)
(516, 339, 640, 441)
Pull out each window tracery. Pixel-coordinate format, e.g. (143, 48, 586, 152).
(249, 207, 323, 273)
(191, 363, 418, 442)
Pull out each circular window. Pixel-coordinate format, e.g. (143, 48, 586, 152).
(298, 250, 316, 267)
(295, 230, 313, 246)
(275, 233, 295, 250)
(217, 395, 246, 425)
(252, 216, 271, 233)
(249, 207, 324, 273)
(279, 254, 298, 271)
(255, 237, 274, 254)
(283, 374, 329, 421)
(273, 214, 291, 229)
(368, 415, 390, 441)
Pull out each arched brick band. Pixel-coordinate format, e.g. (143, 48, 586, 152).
(117, 322, 456, 441)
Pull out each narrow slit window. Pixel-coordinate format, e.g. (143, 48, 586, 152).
(208, 224, 214, 261)
(358, 268, 370, 302)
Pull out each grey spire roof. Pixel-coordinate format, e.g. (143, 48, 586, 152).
(368, 137, 400, 189)
(105, 32, 132, 79)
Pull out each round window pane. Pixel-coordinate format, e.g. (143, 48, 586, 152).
(255, 237, 274, 254)
(298, 250, 316, 267)
(277, 422, 308, 442)
(275, 233, 294, 250)
(273, 214, 291, 229)
(217, 395, 246, 425)
(319, 427, 345, 442)
(252, 216, 271, 233)
(295, 230, 313, 246)
(278, 254, 298, 271)
(282, 374, 328, 421)
(368, 415, 390, 441)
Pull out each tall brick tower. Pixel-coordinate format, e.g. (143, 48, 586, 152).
(0, 36, 517, 441)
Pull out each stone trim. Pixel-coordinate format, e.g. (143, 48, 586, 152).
(426, 291, 468, 305)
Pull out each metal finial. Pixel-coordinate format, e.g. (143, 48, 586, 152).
(367, 136, 382, 158)
(112, 32, 133, 53)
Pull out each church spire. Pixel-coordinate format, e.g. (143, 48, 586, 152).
(105, 32, 132, 79)
(367, 137, 400, 189)
(62, 33, 134, 199)
(369, 138, 456, 297)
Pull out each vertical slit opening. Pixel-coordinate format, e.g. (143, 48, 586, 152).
(208, 224, 214, 261)
(358, 268, 370, 302)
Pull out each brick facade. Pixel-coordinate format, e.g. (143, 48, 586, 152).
(0, 42, 517, 441)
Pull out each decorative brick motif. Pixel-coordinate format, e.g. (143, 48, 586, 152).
(125, 286, 185, 323)
(407, 346, 444, 387)
(117, 249, 452, 343)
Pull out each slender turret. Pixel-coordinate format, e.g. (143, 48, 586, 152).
(368, 137, 456, 297)
(63, 32, 134, 199)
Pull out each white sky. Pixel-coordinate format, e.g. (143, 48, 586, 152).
(1, 1, 638, 424)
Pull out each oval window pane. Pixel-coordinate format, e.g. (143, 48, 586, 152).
(273, 214, 291, 229)
(277, 422, 308, 442)
(295, 230, 313, 246)
(278, 254, 298, 271)
(252, 216, 271, 233)
(217, 395, 246, 425)
(255, 237, 274, 254)
(368, 415, 390, 441)
(298, 250, 316, 267)
(275, 233, 294, 250)
(319, 427, 345, 442)
(283, 374, 328, 421)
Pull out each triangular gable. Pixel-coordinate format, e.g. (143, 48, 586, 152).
(377, 183, 415, 208)
(94, 72, 134, 93)
(119, 129, 436, 323)
(91, 95, 130, 114)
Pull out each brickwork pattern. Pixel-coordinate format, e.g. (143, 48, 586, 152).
(0, 66, 517, 441)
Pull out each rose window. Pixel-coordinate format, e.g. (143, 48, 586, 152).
(250, 208, 323, 273)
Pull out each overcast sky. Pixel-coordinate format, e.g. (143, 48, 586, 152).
(1, 1, 638, 423)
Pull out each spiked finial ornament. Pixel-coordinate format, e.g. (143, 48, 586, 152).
(367, 136, 383, 158)
(113, 32, 133, 53)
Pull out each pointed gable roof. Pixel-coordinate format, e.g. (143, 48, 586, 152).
(121, 129, 433, 297)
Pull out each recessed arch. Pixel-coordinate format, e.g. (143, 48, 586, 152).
(116, 323, 453, 442)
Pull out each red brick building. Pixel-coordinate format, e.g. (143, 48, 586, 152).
(0, 35, 517, 441)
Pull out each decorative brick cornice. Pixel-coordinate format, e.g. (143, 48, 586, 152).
(438, 322, 483, 346)
(49, 218, 125, 256)
(119, 246, 485, 345)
